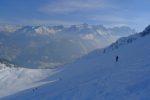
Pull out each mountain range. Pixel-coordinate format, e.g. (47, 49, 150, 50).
(0, 24, 135, 68)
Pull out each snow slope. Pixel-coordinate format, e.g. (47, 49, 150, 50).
(1, 26, 150, 100)
(0, 62, 58, 99)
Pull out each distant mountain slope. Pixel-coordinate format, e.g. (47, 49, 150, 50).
(2, 25, 150, 100)
(0, 24, 135, 68)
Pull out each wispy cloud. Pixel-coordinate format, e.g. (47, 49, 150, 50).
(31, 19, 82, 25)
(12, 19, 82, 26)
(1, 0, 150, 31)
(90, 15, 128, 23)
(39, 0, 116, 14)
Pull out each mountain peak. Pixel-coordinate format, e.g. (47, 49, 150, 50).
(0, 58, 16, 68)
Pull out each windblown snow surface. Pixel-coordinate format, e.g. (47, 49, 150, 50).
(1, 26, 150, 100)
(0, 64, 57, 99)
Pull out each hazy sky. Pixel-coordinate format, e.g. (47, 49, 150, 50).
(0, 0, 150, 31)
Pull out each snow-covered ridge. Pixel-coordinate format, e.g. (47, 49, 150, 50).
(0, 24, 135, 36)
(0, 24, 21, 33)
(16, 25, 61, 35)
(34, 26, 58, 35)
(0, 58, 17, 69)
(103, 25, 150, 53)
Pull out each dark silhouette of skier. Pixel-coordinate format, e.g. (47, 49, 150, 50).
(32, 88, 38, 93)
(103, 49, 106, 54)
(116, 56, 119, 62)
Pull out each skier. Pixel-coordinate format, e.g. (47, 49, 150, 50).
(116, 56, 119, 62)
(103, 49, 106, 54)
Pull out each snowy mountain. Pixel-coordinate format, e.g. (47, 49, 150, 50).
(1, 25, 150, 100)
(0, 24, 21, 33)
(0, 24, 135, 68)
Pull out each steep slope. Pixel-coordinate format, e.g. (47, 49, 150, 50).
(2, 26, 150, 100)
(0, 24, 135, 68)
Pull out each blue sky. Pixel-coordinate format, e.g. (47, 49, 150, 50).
(0, 0, 150, 31)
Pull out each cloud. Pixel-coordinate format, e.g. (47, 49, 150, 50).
(39, 0, 116, 14)
(31, 19, 82, 25)
(14, 19, 82, 26)
(90, 15, 128, 23)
